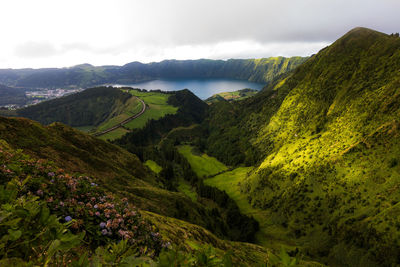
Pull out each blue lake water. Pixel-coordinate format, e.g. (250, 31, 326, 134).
(114, 78, 265, 99)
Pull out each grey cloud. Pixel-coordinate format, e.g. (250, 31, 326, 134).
(123, 0, 400, 46)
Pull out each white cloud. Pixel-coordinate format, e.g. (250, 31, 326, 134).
(0, 0, 398, 68)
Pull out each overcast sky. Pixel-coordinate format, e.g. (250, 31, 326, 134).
(0, 0, 399, 68)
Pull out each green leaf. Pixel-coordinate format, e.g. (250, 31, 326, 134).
(40, 206, 50, 224)
(279, 247, 291, 266)
(46, 239, 61, 260)
(7, 229, 22, 241)
(78, 251, 90, 266)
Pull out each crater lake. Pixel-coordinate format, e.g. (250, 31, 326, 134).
(113, 78, 265, 99)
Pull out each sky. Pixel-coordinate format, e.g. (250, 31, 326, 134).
(0, 0, 399, 68)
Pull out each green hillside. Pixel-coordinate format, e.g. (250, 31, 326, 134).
(0, 136, 278, 266)
(201, 27, 400, 266)
(0, 84, 27, 106)
(11, 87, 181, 141)
(123, 89, 178, 130)
(16, 87, 131, 127)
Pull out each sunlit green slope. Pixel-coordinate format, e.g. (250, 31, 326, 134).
(204, 27, 400, 266)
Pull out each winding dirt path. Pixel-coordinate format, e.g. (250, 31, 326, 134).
(93, 96, 146, 137)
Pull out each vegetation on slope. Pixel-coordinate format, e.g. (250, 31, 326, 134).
(0, 140, 165, 265)
(205, 88, 258, 104)
(0, 57, 307, 89)
(123, 89, 178, 130)
(202, 27, 400, 266)
(0, 116, 279, 266)
(116, 89, 209, 148)
(0, 138, 280, 266)
(0, 84, 27, 106)
(177, 145, 228, 178)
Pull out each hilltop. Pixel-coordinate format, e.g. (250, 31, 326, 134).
(201, 27, 400, 266)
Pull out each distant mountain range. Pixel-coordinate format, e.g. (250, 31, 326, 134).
(0, 57, 307, 89)
(0, 84, 27, 106)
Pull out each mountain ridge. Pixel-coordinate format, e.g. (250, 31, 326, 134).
(202, 26, 400, 266)
(0, 57, 308, 89)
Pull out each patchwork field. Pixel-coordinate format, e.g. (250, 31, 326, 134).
(124, 89, 178, 130)
(96, 96, 143, 132)
(95, 89, 178, 140)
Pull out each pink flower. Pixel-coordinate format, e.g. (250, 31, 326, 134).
(95, 211, 101, 216)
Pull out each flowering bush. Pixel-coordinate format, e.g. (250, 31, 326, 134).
(0, 140, 166, 264)
(0, 180, 83, 266)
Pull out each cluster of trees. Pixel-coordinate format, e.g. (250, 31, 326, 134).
(127, 139, 259, 242)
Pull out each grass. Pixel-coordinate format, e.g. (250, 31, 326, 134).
(92, 96, 143, 140)
(177, 178, 197, 202)
(93, 89, 179, 141)
(204, 168, 293, 250)
(97, 127, 130, 141)
(96, 97, 143, 132)
(177, 145, 228, 178)
(144, 160, 163, 174)
(124, 90, 178, 130)
(74, 125, 96, 133)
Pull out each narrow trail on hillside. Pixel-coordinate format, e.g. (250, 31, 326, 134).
(93, 96, 146, 137)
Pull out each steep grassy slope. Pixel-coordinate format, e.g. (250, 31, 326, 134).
(94, 95, 143, 132)
(0, 136, 282, 266)
(204, 27, 400, 266)
(0, 57, 307, 89)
